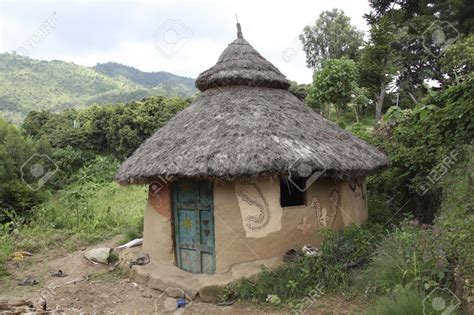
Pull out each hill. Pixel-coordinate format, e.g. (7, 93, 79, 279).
(0, 53, 196, 124)
(93, 62, 195, 90)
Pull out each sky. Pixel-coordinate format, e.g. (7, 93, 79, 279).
(0, 0, 372, 83)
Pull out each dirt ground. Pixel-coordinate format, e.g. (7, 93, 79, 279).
(1, 237, 366, 314)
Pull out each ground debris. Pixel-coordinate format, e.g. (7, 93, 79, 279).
(17, 276, 38, 286)
(0, 299, 61, 314)
(128, 254, 150, 268)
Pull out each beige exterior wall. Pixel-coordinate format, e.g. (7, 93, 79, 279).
(142, 177, 368, 274)
(214, 177, 368, 273)
(142, 183, 175, 264)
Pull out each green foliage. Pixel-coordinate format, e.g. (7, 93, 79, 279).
(226, 224, 383, 304)
(0, 156, 146, 276)
(23, 96, 189, 159)
(226, 256, 347, 304)
(0, 53, 196, 123)
(93, 62, 196, 92)
(0, 118, 45, 216)
(320, 224, 384, 266)
(300, 9, 364, 69)
(364, 221, 451, 294)
(435, 159, 474, 269)
(364, 287, 426, 315)
(368, 76, 474, 221)
(307, 58, 358, 115)
(440, 34, 474, 84)
(366, 0, 472, 89)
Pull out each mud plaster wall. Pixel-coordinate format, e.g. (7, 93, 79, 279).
(214, 177, 368, 274)
(142, 183, 174, 264)
(141, 178, 367, 274)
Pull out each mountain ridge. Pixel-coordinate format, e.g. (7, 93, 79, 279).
(0, 53, 196, 124)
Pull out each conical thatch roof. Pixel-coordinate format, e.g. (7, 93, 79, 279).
(116, 26, 388, 185)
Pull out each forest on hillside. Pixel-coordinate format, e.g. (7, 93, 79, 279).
(0, 54, 196, 124)
(0, 0, 473, 313)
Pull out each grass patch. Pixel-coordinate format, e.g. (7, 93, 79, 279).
(0, 180, 146, 277)
(225, 224, 384, 304)
(363, 286, 426, 315)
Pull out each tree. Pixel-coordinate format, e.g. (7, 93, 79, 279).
(358, 17, 400, 124)
(307, 58, 358, 118)
(350, 86, 370, 123)
(365, 0, 473, 89)
(299, 9, 364, 69)
(440, 34, 474, 84)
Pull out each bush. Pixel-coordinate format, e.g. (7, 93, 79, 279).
(320, 224, 384, 266)
(226, 224, 383, 303)
(364, 286, 426, 315)
(435, 155, 474, 270)
(367, 76, 473, 222)
(364, 221, 451, 294)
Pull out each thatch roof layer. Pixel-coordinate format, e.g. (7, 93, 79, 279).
(195, 38, 290, 91)
(116, 30, 388, 184)
(116, 85, 388, 184)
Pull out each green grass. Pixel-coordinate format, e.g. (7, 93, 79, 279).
(363, 287, 426, 315)
(0, 180, 147, 276)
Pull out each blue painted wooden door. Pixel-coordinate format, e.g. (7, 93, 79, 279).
(172, 180, 215, 274)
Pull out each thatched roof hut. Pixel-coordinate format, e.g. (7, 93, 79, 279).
(116, 30, 388, 184)
(116, 25, 388, 279)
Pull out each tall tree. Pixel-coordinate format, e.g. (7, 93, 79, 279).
(358, 17, 400, 124)
(299, 9, 364, 69)
(365, 0, 473, 88)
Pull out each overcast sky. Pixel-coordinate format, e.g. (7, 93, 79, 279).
(0, 0, 371, 83)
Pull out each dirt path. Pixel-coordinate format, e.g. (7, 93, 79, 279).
(1, 237, 365, 314)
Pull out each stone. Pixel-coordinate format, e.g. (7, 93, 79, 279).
(84, 248, 111, 264)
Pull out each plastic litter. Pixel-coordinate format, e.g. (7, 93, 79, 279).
(116, 238, 143, 249)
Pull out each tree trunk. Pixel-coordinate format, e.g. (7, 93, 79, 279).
(375, 81, 386, 127)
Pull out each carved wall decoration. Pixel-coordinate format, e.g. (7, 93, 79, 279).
(310, 190, 340, 229)
(237, 183, 271, 231)
(297, 217, 312, 235)
(348, 178, 365, 200)
(235, 181, 282, 238)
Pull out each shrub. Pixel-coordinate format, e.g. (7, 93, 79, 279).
(320, 224, 384, 266)
(364, 221, 450, 294)
(435, 156, 474, 271)
(364, 286, 425, 315)
(367, 76, 473, 222)
(226, 224, 383, 303)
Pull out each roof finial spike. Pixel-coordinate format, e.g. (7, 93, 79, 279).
(235, 14, 243, 39)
